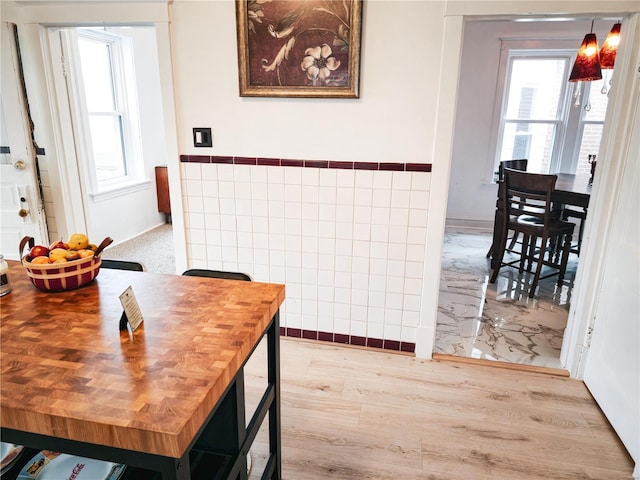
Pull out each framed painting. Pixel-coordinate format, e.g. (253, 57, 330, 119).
(235, 0, 363, 98)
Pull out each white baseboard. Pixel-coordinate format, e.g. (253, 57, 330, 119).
(445, 218, 493, 232)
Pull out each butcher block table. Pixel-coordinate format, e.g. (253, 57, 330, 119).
(0, 261, 285, 480)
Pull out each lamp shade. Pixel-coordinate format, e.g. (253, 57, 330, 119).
(568, 33, 602, 82)
(600, 22, 621, 69)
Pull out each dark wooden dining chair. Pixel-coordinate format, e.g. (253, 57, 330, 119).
(489, 168, 575, 298)
(182, 268, 251, 281)
(100, 259, 144, 271)
(487, 159, 529, 264)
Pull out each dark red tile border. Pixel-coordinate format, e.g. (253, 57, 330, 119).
(318, 331, 334, 342)
(302, 330, 318, 340)
(212, 155, 234, 164)
(286, 328, 302, 338)
(328, 161, 354, 169)
(400, 342, 416, 353)
(179, 155, 432, 173)
(258, 158, 280, 166)
(282, 159, 304, 167)
(383, 340, 400, 351)
(305, 160, 329, 169)
(334, 333, 350, 344)
(379, 162, 405, 171)
(354, 162, 378, 170)
(182, 154, 211, 163)
(279, 328, 415, 354)
(235, 156, 257, 165)
(406, 163, 432, 172)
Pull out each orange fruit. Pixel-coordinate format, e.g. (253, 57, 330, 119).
(31, 256, 51, 264)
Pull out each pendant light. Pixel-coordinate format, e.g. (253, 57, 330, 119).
(568, 21, 602, 82)
(568, 20, 601, 107)
(600, 22, 621, 68)
(600, 22, 621, 94)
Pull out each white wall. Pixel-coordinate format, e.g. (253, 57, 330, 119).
(447, 18, 618, 226)
(171, 1, 440, 164)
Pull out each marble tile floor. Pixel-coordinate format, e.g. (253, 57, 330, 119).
(435, 227, 579, 369)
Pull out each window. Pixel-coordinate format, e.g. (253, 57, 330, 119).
(495, 51, 609, 175)
(63, 28, 144, 196)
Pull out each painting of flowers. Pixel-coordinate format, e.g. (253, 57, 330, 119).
(236, 0, 363, 98)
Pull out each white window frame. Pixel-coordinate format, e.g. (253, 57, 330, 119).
(488, 37, 608, 179)
(61, 28, 146, 201)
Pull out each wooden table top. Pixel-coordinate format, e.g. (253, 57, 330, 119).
(1, 261, 285, 458)
(554, 173, 592, 208)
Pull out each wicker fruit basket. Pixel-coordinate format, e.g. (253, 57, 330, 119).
(19, 236, 113, 292)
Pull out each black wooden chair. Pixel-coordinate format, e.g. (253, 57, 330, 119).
(489, 168, 575, 298)
(182, 269, 251, 282)
(487, 159, 529, 264)
(100, 259, 144, 271)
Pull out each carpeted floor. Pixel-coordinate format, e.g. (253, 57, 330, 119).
(102, 223, 176, 274)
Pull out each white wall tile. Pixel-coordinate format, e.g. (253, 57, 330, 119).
(334, 287, 351, 304)
(385, 308, 403, 326)
(219, 198, 236, 215)
(183, 162, 201, 180)
(218, 181, 235, 198)
(284, 185, 302, 203)
(234, 165, 251, 182)
(319, 169, 337, 186)
(250, 165, 267, 183)
(284, 168, 302, 184)
(411, 172, 430, 191)
(301, 185, 319, 203)
(407, 226, 427, 244)
(392, 171, 412, 190)
(350, 320, 367, 337)
(201, 164, 217, 180)
(373, 171, 392, 189)
(383, 324, 401, 341)
(318, 315, 333, 332)
(302, 168, 319, 186)
(267, 167, 284, 184)
(336, 170, 354, 187)
(354, 170, 374, 188)
(391, 189, 410, 208)
(217, 164, 235, 181)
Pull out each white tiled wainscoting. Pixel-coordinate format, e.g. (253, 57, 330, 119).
(180, 157, 431, 353)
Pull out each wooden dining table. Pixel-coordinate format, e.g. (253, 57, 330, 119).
(0, 261, 285, 480)
(489, 173, 592, 268)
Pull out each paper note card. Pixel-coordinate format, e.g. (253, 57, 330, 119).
(119, 285, 144, 331)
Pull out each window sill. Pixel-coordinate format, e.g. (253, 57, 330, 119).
(89, 178, 152, 203)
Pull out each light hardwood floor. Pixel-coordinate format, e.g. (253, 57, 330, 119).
(245, 338, 634, 480)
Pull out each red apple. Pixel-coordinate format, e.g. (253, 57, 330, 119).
(49, 239, 69, 250)
(29, 245, 50, 260)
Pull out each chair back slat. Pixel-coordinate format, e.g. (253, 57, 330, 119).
(498, 159, 528, 181)
(503, 168, 557, 226)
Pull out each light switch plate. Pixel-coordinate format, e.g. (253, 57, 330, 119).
(193, 127, 212, 147)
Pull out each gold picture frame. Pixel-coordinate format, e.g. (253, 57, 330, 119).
(235, 0, 363, 98)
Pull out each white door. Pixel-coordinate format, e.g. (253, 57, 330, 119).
(1, 22, 48, 260)
(583, 93, 640, 470)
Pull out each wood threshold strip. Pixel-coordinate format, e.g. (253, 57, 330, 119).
(432, 353, 570, 377)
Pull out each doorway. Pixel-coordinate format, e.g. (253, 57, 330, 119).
(43, 24, 171, 252)
(434, 17, 616, 369)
